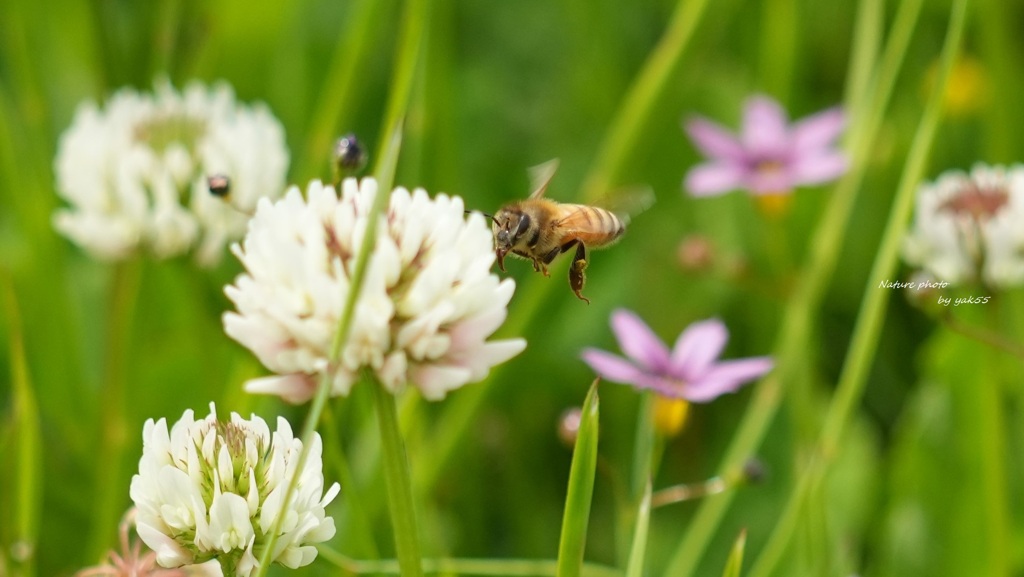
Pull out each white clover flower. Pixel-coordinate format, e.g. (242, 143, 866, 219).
(129, 404, 339, 575)
(223, 178, 526, 403)
(53, 79, 289, 266)
(902, 163, 1024, 287)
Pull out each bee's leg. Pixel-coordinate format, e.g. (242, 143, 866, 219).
(538, 246, 562, 277)
(569, 242, 590, 304)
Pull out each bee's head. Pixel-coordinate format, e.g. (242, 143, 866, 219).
(493, 209, 532, 247)
(492, 207, 532, 271)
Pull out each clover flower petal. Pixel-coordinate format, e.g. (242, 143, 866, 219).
(902, 163, 1024, 288)
(130, 404, 338, 574)
(53, 79, 288, 265)
(224, 178, 526, 403)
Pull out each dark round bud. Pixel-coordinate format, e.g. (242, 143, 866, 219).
(557, 407, 583, 448)
(334, 133, 367, 172)
(207, 174, 231, 198)
(741, 458, 767, 485)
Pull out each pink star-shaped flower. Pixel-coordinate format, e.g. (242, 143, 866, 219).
(581, 310, 773, 402)
(683, 95, 848, 197)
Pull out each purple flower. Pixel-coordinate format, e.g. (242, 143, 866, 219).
(581, 310, 773, 402)
(683, 94, 847, 197)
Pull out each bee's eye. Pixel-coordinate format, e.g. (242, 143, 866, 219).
(514, 215, 532, 239)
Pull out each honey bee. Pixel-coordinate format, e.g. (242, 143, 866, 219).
(491, 160, 646, 304)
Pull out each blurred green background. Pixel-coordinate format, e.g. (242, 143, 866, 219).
(1, 0, 1023, 575)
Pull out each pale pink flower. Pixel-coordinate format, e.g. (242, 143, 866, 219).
(75, 509, 217, 577)
(684, 95, 847, 197)
(582, 310, 773, 402)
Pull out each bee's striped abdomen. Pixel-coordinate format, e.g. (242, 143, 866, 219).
(558, 204, 626, 248)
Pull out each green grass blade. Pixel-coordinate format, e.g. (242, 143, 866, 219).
(617, 394, 655, 566)
(629, 394, 656, 501)
(624, 481, 652, 577)
(3, 273, 42, 576)
(720, 529, 747, 577)
(661, 0, 923, 572)
(747, 1, 969, 575)
(820, 0, 969, 466)
(842, 0, 882, 118)
(556, 380, 601, 577)
(375, 380, 424, 577)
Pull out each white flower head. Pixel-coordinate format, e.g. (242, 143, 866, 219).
(53, 79, 289, 266)
(129, 404, 339, 575)
(223, 178, 527, 403)
(902, 163, 1024, 288)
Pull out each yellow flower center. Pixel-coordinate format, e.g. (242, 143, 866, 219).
(654, 397, 690, 438)
(754, 192, 792, 219)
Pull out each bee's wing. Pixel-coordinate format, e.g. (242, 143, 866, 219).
(528, 158, 560, 199)
(552, 186, 655, 230)
(600, 185, 655, 225)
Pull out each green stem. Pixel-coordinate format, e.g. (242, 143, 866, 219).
(662, 0, 919, 572)
(747, 2, 968, 575)
(219, 554, 239, 577)
(375, 382, 424, 577)
(616, 393, 655, 568)
(973, 311, 1010, 575)
(629, 393, 656, 500)
(87, 259, 141, 561)
(3, 272, 41, 577)
(757, 0, 798, 103)
(580, 0, 711, 202)
(330, 0, 427, 363)
(253, 0, 426, 573)
(842, 0, 882, 120)
(624, 482, 652, 577)
(981, 299, 1013, 576)
(317, 549, 624, 577)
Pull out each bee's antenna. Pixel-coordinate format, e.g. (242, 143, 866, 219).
(465, 209, 498, 226)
